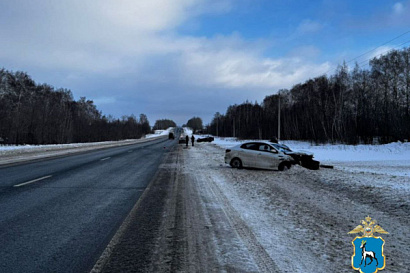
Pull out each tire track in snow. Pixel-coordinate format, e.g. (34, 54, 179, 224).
(198, 167, 281, 272)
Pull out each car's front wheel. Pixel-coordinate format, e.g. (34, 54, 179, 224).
(230, 158, 242, 169)
(278, 162, 291, 171)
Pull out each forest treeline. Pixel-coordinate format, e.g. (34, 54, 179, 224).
(208, 47, 410, 144)
(152, 119, 176, 130)
(186, 117, 203, 133)
(0, 69, 151, 144)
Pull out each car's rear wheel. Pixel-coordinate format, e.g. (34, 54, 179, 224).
(230, 158, 242, 169)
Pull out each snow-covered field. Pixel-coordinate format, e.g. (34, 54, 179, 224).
(212, 137, 410, 178)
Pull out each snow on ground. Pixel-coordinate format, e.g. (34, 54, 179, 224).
(1, 130, 408, 271)
(0, 140, 137, 155)
(212, 137, 410, 162)
(0, 129, 174, 157)
(2, 132, 408, 178)
(0, 135, 167, 166)
(183, 127, 193, 136)
(145, 127, 175, 138)
(186, 142, 410, 272)
(0, 127, 173, 165)
(212, 137, 410, 178)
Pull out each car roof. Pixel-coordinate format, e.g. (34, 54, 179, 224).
(240, 141, 273, 145)
(235, 141, 275, 148)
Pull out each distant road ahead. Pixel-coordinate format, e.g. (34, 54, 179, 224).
(0, 137, 175, 273)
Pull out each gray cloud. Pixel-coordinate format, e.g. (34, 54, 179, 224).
(0, 0, 331, 125)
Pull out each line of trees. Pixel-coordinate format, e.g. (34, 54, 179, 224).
(152, 119, 176, 130)
(186, 117, 203, 133)
(0, 69, 151, 144)
(208, 47, 410, 144)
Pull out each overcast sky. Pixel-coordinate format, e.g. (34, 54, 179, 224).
(1, 0, 410, 125)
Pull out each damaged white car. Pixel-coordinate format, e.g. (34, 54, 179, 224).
(271, 143, 320, 170)
(224, 141, 293, 171)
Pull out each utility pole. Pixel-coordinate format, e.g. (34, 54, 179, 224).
(233, 116, 235, 138)
(278, 95, 281, 142)
(216, 118, 219, 137)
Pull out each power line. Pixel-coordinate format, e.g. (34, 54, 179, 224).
(346, 30, 410, 64)
(322, 30, 410, 76)
(356, 38, 410, 67)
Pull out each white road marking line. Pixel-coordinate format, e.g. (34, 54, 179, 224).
(14, 175, 53, 187)
(101, 157, 111, 161)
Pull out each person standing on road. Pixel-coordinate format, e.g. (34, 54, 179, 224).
(185, 135, 189, 147)
(191, 135, 195, 147)
(270, 137, 279, 143)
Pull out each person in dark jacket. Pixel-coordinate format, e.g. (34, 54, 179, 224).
(191, 135, 195, 146)
(185, 135, 189, 147)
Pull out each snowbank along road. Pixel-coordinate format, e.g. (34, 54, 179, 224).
(96, 141, 409, 272)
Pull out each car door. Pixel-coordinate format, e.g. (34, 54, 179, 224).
(256, 144, 282, 169)
(239, 143, 260, 168)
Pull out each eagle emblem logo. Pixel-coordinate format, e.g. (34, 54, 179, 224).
(348, 216, 388, 273)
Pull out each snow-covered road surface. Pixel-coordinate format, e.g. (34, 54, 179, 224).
(158, 142, 409, 272)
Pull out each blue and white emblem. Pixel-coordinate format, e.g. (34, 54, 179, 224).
(348, 216, 388, 273)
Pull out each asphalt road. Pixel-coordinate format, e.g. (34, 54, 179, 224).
(0, 136, 176, 273)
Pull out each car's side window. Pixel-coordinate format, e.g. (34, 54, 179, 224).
(240, 144, 249, 149)
(241, 143, 259, 150)
(259, 144, 270, 152)
(241, 143, 279, 153)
